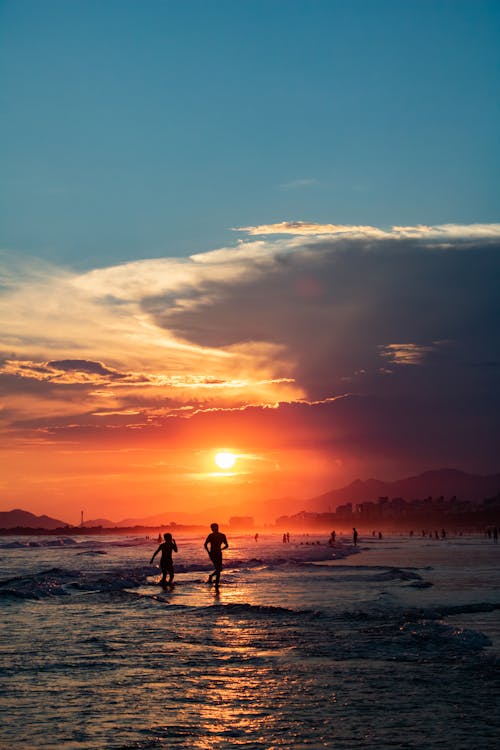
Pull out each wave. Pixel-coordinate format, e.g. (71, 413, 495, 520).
(203, 602, 318, 617)
(0, 536, 151, 550)
(0, 537, 79, 549)
(0, 565, 154, 599)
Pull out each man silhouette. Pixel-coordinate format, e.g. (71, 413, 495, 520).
(204, 522, 228, 588)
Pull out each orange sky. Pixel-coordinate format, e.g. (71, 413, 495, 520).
(1, 224, 500, 524)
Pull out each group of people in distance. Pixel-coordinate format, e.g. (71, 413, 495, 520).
(150, 523, 228, 590)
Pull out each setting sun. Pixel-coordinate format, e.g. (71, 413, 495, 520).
(214, 451, 237, 471)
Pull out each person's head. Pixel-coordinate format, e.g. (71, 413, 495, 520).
(210, 522, 219, 532)
(164, 532, 172, 541)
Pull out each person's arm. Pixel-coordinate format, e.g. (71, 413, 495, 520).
(150, 545, 161, 564)
(172, 540, 178, 553)
(222, 534, 229, 550)
(204, 535, 210, 553)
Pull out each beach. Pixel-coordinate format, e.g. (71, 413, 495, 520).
(1, 532, 499, 749)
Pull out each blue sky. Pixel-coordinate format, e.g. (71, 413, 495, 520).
(1, 0, 499, 268)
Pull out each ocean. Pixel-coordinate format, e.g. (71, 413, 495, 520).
(0, 531, 498, 749)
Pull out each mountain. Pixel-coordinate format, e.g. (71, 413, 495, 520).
(95, 505, 234, 528)
(308, 469, 500, 512)
(4, 469, 499, 530)
(0, 509, 69, 529)
(84, 496, 306, 528)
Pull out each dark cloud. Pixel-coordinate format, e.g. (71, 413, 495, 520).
(47, 359, 125, 378)
(134, 233, 500, 474)
(142, 237, 500, 398)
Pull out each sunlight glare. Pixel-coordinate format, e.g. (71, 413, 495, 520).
(215, 451, 237, 470)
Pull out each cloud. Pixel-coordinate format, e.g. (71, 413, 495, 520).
(278, 178, 318, 190)
(378, 342, 450, 366)
(234, 221, 500, 240)
(1, 359, 136, 385)
(233, 221, 385, 236)
(47, 360, 123, 377)
(1, 223, 499, 476)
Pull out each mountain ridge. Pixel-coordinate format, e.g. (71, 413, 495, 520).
(2, 469, 499, 528)
(308, 468, 500, 512)
(0, 509, 70, 530)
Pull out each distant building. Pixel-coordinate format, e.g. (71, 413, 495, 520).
(336, 503, 353, 519)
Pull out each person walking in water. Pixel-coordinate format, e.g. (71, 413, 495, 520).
(352, 527, 358, 546)
(150, 532, 178, 587)
(204, 522, 228, 589)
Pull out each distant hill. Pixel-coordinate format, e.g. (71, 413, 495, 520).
(84, 505, 236, 528)
(0, 509, 69, 529)
(308, 469, 500, 512)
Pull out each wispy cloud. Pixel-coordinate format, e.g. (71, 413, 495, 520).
(378, 342, 449, 366)
(233, 221, 384, 236)
(234, 221, 500, 239)
(278, 178, 318, 190)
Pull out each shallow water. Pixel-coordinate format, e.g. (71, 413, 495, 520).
(1, 532, 499, 749)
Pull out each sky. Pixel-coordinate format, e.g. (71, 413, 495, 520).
(1, 1, 499, 524)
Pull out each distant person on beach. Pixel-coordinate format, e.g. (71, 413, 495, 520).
(353, 527, 358, 546)
(150, 532, 178, 586)
(204, 523, 228, 588)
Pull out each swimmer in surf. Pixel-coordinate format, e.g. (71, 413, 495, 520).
(150, 532, 178, 586)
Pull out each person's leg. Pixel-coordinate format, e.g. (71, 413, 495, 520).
(208, 553, 217, 583)
(167, 563, 174, 584)
(160, 562, 168, 586)
(214, 556, 222, 588)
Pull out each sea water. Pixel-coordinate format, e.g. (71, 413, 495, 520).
(0, 532, 498, 749)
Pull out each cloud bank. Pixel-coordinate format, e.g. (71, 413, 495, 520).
(1, 223, 499, 485)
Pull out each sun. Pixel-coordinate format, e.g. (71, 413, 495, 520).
(214, 451, 237, 470)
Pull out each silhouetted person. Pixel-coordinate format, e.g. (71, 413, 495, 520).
(353, 527, 358, 546)
(286, 531, 290, 543)
(493, 527, 498, 544)
(204, 523, 228, 588)
(378, 531, 383, 540)
(329, 530, 336, 545)
(150, 532, 178, 586)
(254, 533, 259, 542)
